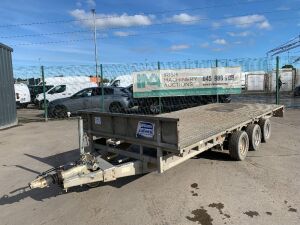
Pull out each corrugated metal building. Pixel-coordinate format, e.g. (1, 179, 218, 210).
(0, 43, 17, 129)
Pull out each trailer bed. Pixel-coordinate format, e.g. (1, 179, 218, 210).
(80, 103, 283, 154)
(162, 103, 283, 149)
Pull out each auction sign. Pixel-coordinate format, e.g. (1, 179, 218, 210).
(133, 67, 242, 98)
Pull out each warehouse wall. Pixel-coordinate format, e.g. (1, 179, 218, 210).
(0, 43, 17, 129)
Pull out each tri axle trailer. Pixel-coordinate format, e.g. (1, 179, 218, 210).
(29, 103, 284, 190)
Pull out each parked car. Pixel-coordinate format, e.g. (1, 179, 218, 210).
(14, 83, 31, 108)
(294, 85, 300, 96)
(48, 86, 135, 118)
(28, 85, 54, 103)
(35, 82, 97, 109)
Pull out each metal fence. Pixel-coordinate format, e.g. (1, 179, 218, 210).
(13, 56, 300, 120)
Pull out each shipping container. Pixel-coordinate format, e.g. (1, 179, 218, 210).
(245, 71, 266, 91)
(0, 43, 17, 129)
(271, 68, 294, 92)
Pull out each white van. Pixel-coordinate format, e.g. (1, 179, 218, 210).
(38, 76, 94, 86)
(35, 82, 97, 108)
(110, 75, 132, 87)
(14, 83, 31, 108)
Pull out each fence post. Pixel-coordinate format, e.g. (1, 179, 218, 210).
(276, 56, 280, 105)
(41, 65, 48, 122)
(215, 59, 219, 103)
(157, 61, 162, 113)
(100, 64, 104, 112)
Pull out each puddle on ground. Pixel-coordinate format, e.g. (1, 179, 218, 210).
(288, 207, 297, 212)
(186, 207, 213, 225)
(285, 200, 297, 212)
(244, 211, 259, 218)
(191, 183, 199, 189)
(208, 203, 224, 214)
(208, 202, 231, 219)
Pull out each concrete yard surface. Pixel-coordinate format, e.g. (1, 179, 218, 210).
(0, 109, 299, 225)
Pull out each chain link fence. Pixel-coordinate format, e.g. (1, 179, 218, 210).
(13, 56, 300, 120)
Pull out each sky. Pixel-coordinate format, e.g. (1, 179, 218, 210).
(0, 0, 300, 67)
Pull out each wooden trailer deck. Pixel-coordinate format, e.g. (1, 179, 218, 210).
(162, 103, 284, 149)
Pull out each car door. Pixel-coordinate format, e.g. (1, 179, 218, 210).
(90, 87, 102, 110)
(66, 88, 93, 113)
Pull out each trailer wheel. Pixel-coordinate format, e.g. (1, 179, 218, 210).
(229, 131, 249, 161)
(86, 181, 101, 188)
(258, 118, 271, 143)
(246, 124, 261, 151)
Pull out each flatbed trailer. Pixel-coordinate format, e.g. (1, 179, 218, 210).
(30, 103, 284, 190)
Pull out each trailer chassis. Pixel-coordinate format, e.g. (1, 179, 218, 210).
(29, 103, 284, 190)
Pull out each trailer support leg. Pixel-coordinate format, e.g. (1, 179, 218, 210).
(78, 117, 84, 155)
(157, 147, 163, 173)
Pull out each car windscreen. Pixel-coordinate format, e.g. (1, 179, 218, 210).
(48, 85, 66, 94)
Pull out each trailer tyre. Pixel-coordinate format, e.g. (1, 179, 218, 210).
(258, 118, 271, 143)
(229, 131, 249, 161)
(246, 124, 261, 151)
(86, 181, 101, 188)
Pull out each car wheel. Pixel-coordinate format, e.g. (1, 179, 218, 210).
(21, 103, 28, 108)
(53, 105, 68, 118)
(149, 100, 161, 114)
(39, 100, 49, 110)
(109, 102, 124, 113)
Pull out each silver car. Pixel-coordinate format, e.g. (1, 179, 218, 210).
(48, 86, 134, 118)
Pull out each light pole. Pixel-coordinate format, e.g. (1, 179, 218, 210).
(91, 9, 99, 86)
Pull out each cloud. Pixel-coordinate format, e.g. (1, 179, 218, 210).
(168, 44, 190, 51)
(227, 31, 252, 37)
(70, 9, 153, 29)
(130, 47, 154, 54)
(211, 48, 224, 52)
(166, 13, 200, 25)
(200, 42, 210, 48)
(113, 31, 135, 37)
(225, 14, 271, 30)
(86, 0, 96, 8)
(212, 22, 221, 29)
(234, 41, 242, 45)
(213, 39, 227, 45)
(76, 1, 82, 7)
(276, 6, 290, 11)
(257, 20, 271, 29)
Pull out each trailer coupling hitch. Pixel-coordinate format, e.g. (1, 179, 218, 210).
(29, 172, 62, 189)
(29, 153, 101, 189)
(28, 162, 75, 189)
